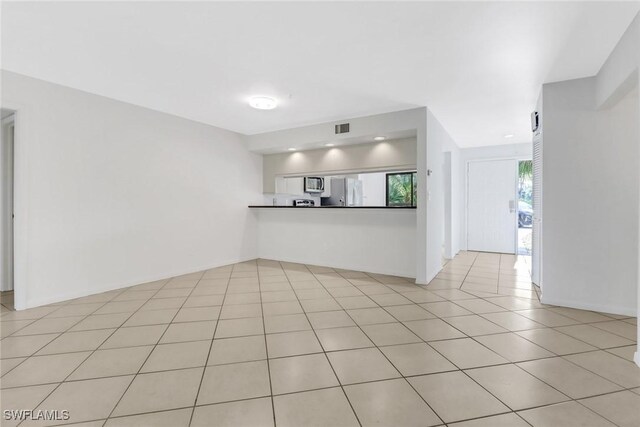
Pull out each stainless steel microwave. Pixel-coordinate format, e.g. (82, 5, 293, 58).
(304, 177, 324, 193)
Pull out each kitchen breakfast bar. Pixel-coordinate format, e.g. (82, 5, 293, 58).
(249, 206, 417, 279)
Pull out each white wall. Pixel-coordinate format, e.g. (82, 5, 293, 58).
(2, 71, 263, 309)
(460, 143, 533, 163)
(425, 109, 459, 280)
(443, 149, 462, 259)
(593, 11, 640, 365)
(538, 13, 640, 365)
(450, 147, 462, 257)
(2, 81, 461, 306)
(541, 77, 638, 316)
(262, 138, 416, 193)
(257, 209, 416, 278)
(459, 143, 532, 251)
(595, 12, 640, 109)
(248, 107, 444, 284)
(246, 108, 425, 153)
(248, 107, 462, 284)
(359, 172, 387, 207)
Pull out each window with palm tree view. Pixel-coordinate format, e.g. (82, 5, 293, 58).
(386, 172, 417, 207)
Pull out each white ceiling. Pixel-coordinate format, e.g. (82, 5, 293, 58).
(2, 1, 639, 147)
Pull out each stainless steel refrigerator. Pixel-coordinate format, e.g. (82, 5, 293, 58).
(322, 177, 363, 206)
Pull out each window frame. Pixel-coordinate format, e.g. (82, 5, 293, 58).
(385, 171, 417, 207)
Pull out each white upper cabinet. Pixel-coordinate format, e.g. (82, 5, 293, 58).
(321, 177, 331, 197)
(284, 177, 305, 195)
(275, 176, 286, 194)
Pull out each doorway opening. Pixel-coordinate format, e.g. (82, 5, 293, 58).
(1, 110, 15, 311)
(517, 160, 533, 255)
(466, 157, 533, 256)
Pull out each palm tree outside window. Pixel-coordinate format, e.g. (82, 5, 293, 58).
(386, 172, 417, 207)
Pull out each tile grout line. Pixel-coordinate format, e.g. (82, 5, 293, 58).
(1, 299, 114, 378)
(9, 292, 136, 427)
(1, 253, 636, 426)
(362, 252, 578, 424)
(256, 262, 277, 427)
(97, 274, 201, 426)
(427, 253, 635, 365)
(174, 256, 636, 424)
(278, 260, 365, 427)
(2, 300, 634, 370)
(11, 282, 167, 427)
(440, 256, 568, 423)
(445, 255, 625, 416)
(42, 361, 639, 427)
(572, 394, 626, 427)
(318, 258, 547, 426)
(4, 332, 636, 421)
(184, 267, 233, 427)
(356, 258, 542, 426)
(334, 274, 449, 425)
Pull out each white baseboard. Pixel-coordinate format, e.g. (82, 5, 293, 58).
(539, 295, 637, 317)
(18, 253, 419, 311)
(414, 269, 442, 286)
(257, 254, 415, 281)
(17, 256, 258, 310)
(635, 351, 640, 368)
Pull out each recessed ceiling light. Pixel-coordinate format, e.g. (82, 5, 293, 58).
(504, 134, 515, 138)
(287, 148, 296, 151)
(325, 143, 335, 147)
(249, 96, 277, 110)
(374, 136, 386, 141)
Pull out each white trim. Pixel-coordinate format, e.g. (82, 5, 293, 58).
(1, 100, 28, 311)
(276, 164, 417, 179)
(513, 160, 520, 254)
(421, 267, 442, 286)
(20, 256, 257, 310)
(415, 265, 442, 286)
(634, 351, 639, 368)
(540, 295, 637, 317)
(258, 254, 416, 282)
(0, 114, 15, 292)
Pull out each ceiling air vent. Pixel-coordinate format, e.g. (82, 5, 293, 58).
(335, 123, 350, 134)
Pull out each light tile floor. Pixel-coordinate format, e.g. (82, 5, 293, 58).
(1, 290, 15, 312)
(0, 251, 638, 426)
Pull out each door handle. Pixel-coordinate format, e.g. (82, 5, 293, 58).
(509, 200, 516, 213)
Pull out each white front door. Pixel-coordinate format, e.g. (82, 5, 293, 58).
(467, 159, 517, 254)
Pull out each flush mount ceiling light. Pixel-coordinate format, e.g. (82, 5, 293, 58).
(374, 136, 386, 141)
(249, 96, 278, 110)
(287, 148, 296, 151)
(504, 134, 515, 139)
(325, 143, 335, 147)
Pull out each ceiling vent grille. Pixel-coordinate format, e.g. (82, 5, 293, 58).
(335, 123, 350, 134)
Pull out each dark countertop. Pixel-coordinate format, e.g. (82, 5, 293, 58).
(248, 205, 417, 209)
